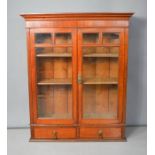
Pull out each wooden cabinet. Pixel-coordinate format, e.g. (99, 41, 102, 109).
(21, 13, 133, 141)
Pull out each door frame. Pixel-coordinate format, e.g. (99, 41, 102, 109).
(77, 28, 125, 125)
(29, 28, 78, 125)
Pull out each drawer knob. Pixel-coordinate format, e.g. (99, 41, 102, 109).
(98, 130, 103, 138)
(52, 130, 57, 139)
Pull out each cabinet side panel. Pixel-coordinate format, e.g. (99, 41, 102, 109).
(26, 28, 34, 123)
(122, 28, 129, 123)
(26, 28, 34, 138)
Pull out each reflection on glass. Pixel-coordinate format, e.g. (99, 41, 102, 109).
(83, 33, 99, 44)
(38, 85, 72, 118)
(103, 33, 119, 44)
(55, 33, 72, 44)
(35, 33, 52, 44)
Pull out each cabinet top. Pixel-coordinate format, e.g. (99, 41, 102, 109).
(21, 12, 134, 20)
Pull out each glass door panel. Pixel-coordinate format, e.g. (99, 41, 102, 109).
(79, 29, 123, 123)
(36, 54, 72, 119)
(32, 29, 76, 123)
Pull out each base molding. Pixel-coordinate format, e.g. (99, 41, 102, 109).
(30, 137, 127, 142)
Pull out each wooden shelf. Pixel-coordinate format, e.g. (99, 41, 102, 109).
(37, 114, 71, 119)
(82, 44, 120, 47)
(83, 78, 118, 85)
(35, 44, 52, 47)
(83, 112, 117, 119)
(37, 79, 72, 85)
(83, 53, 118, 58)
(35, 44, 72, 47)
(36, 53, 72, 57)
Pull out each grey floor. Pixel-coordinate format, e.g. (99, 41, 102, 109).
(7, 127, 146, 155)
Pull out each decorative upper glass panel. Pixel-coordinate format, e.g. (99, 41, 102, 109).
(83, 33, 99, 44)
(35, 33, 52, 44)
(55, 33, 72, 44)
(102, 33, 119, 44)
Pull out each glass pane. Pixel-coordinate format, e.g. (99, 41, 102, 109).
(83, 85, 117, 119)
(36, 56, 72, 119)
(55, 33, 72, 44)
(83, 33, 99, 44)
(103, 33, 119, 44)
(38, 85, 72, 118)
(82, 44, 119, 119)
(36, 47, 53, 54)
(37, 57, 72, 82)
(83, 57, 118, 81)
(83, 47, 119, 56)
(35, 33, 52, 44)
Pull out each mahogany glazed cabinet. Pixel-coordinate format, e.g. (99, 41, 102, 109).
(21, 13, 133, 141)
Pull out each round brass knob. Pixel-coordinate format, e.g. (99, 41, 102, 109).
(52, 130, 57, 139)
(98, 129, 103, 138)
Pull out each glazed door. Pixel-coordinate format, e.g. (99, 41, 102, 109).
(78, 28, 125, 124)
(30, 28, 77, 124)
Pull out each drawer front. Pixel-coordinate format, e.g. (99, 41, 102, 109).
(33, 127, 76, 139)
(80, 127, 122, 139)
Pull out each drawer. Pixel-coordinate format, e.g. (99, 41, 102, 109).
(33, 127, 76, 139)
(80, 127, 122, 139)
